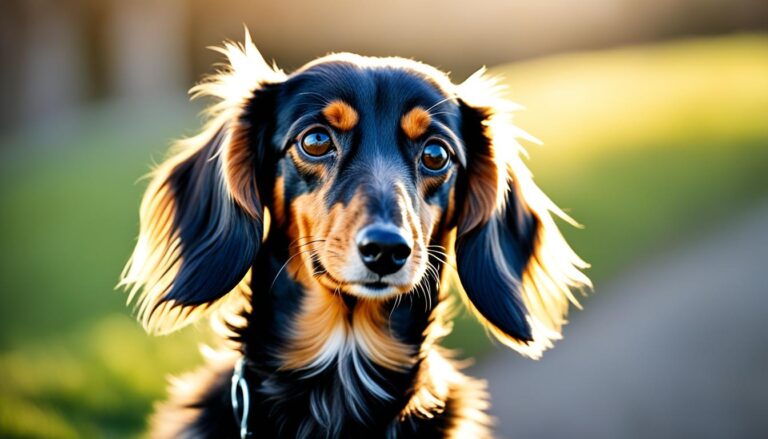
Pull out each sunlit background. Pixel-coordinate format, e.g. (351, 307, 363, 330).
(1, 1, 766, 437)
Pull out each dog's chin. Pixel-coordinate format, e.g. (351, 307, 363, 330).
(315, 271, 416, 300)
(344, 282, 403, 299)
(310, 257, 419, 300)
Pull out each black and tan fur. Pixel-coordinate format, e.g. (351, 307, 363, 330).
(120, 32, 590, 438)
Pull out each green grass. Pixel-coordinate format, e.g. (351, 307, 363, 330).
(0, 99, 208, 437)
(1, 35, 767, 437)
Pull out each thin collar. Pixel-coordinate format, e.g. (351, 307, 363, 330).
(231, 356, 252, 439)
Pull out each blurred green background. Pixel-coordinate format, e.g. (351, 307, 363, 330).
(1, 1, 767, 437)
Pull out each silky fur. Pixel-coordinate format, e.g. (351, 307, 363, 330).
(121, 31, 590, 438)
(401, 107, 432, 140)
(322, 100, 360, 132)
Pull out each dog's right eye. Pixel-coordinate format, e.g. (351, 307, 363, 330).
(299, 128, 333, 157)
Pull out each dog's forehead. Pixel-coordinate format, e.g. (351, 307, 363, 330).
(282, 60, 458, 122)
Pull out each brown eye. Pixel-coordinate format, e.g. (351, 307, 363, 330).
(421, 142, 450, 171)
(300, 129, 333, 157)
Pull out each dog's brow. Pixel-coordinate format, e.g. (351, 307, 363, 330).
(401, 107, 432, 140)
(322, 100, 359, 131)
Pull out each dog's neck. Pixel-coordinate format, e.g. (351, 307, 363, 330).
(237, 230, 447, 434)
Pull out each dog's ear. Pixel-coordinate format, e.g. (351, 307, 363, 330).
(453, 70, 591, 358)
(120, 33, 285, 334)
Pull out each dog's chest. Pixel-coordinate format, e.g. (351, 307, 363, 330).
(243, 259, 438, 435)
(280, 288, 417, 373)
(254, 289, 434, 434)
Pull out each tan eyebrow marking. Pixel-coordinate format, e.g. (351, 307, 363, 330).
(322, 100, 359, 131)
(400, 107, 432, 140)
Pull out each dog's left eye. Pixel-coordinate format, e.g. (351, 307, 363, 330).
(421, 142, 450, 171)
(299, 128, 334, 157)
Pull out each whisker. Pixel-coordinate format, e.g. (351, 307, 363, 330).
(288, 235, 323, 245)
(426, 262, 441, 291)
(306, 250, 329, 278)
(289, 238, 326, 250)
(269, 249, 315, 293)
(426, 253, 450, 267)
(427, 249, 457, 271)
(415, 277, 430, 313)
(296, 91, 332, 106)
(424, 110, 455, 118)
(426, 249, 450, 257)
(425, 95, 457, 113)
(284, 236, 325, 254)
(333, 283, 342, 297)
(389, 293, 403, 321)
(427, 275, 438, 310)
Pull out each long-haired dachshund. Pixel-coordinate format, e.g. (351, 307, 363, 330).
(121, 31, 590, 438)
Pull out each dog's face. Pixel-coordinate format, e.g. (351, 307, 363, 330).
(268, 62, 464, 299)
(121, 38, 590, 358)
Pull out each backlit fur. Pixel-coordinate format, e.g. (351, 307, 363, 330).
(121, 30, 590, 438)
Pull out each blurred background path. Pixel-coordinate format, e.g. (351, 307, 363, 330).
(474, 201, 768, 438)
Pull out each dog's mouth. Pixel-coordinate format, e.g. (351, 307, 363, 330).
(346, 282, 402, 298)
(312, 257, 408, 298)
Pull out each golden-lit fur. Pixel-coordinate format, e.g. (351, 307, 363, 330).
(280, 282, 350, 371)
(224, 122, 261, 219)
(281, 289, 415, 371)
(271, 175, 286, 226)
(149, 353, 239, 438)
(352, 300, 416, 370)
(322, 99, 360, 131)
(120, 33, 284, 334)
(121, 30, 590, 437)
(401, 106, 433, 140)
(453, 71, 591, 358)
(454, 110, 500, 237)
(396, 254, 492, 437)
(119, 152, 206, 334)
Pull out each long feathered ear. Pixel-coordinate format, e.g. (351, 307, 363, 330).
(454, 70, 591, 358)
(120, 32, 286, 334)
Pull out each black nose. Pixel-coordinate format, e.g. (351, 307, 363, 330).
(356, 225, 412, 276)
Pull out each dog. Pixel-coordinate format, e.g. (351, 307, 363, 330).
(120, 31, 590, 438)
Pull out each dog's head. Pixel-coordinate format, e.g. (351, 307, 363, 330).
(268, 55, 468, 301)
(121, 33, 590, 357)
